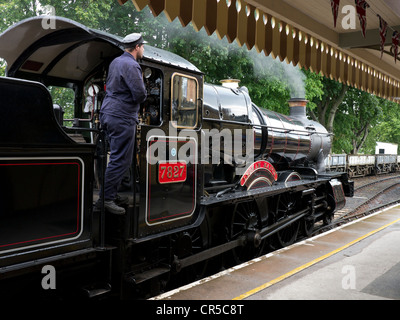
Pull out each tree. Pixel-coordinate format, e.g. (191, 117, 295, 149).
(0, 59, 5, 76)
(0, 0, 38, 32)
(308, 75, 348, 133)
(332, 88, 382, 154)
(39, 0, 111, 30)
(366, 98, 400, 152)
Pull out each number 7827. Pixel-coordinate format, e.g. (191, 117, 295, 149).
(158, 161, 187, 184)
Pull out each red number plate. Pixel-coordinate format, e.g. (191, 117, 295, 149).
(158, 161, 187, 184)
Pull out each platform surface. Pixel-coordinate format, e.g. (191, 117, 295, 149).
(152, 205, 400, 300)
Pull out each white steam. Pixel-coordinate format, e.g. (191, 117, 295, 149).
(145, 10, 306, 98)
(247, 49, 306, 98)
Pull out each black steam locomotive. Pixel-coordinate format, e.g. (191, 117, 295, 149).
(0, 17, 353, 299)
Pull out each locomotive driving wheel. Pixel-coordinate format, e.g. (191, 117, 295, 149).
(228, 201, 265, 264)
(271, 193, 300, 249)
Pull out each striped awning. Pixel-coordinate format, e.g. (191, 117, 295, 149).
(119, 0, 400, 102)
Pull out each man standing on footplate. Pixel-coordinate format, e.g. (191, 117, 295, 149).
(98, 33, 147, 215)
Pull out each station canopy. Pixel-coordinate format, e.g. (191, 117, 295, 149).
(119, 0, 400, 102)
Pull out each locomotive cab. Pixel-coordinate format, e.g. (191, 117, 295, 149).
(0, 15, 205, 234)
(0, 16, 205, 295)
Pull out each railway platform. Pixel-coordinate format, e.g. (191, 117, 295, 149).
(152, 204, 400, 300)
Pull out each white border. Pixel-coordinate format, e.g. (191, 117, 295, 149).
(0, 157, 85, 254)
(145, 136, 197, 226)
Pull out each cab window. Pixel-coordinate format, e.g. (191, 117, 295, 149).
(48, 86, 75, 120)
(171, 73, 198, 129)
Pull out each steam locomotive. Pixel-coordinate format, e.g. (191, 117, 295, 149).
(0, 17, 353, 299)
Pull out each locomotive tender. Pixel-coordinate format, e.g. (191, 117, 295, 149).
(0, 17, 353, 298)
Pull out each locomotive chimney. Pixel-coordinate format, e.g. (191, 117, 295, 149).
(288, 98, 308, 119)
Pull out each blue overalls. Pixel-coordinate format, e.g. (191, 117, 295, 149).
(100, 51, 147, 201)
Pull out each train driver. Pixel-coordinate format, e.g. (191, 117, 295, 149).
(97, 33, 148, 215)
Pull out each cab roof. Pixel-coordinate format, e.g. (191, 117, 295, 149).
(0, 16, 201, 84)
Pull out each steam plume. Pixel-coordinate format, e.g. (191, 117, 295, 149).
(142, 9, 306, 98)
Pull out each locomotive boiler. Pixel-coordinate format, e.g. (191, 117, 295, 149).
(0, 16, 353, 299)
(203, 83, 331, 173)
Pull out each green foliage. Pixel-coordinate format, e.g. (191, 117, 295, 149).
(302, 69, 324, 113)
(0, 59, 5, 76)
(332, 88, 383, 154)
(0, 0, 36, 32)
(366, 99, 400, 152)
(48, 86, 75, 119)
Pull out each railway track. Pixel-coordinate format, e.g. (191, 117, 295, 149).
(313, 174, 400, 235)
